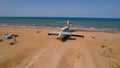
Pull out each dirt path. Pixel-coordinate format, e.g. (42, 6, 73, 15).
(24, 42, 71, 68)
(24, 39, 97, 68)
(73, 40, 96, 68)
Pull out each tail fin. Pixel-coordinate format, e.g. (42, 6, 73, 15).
(66, 20, 70, 27)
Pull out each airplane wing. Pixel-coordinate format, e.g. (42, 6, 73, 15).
(71, 33, 84, 38)
(48, 32, 59, 35)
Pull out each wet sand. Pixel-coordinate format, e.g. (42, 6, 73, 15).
(0, 26, 120, 68)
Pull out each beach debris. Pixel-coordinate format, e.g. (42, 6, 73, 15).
(0, 39, 3, 42)
(14, 34, 19, 37)
(91, 36, 95, 39)
(3, 34, 14, 39)
(9, 42, 14, 45)
(36, 30, 41, 33)
(3, 34, 18, 39)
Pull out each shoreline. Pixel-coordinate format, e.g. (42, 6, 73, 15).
(0, 25, 119, 32)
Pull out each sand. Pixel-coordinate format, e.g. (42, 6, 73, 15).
(0, 26, 120, 68)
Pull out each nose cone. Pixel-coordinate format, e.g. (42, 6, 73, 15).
(58, 32, 65, 40)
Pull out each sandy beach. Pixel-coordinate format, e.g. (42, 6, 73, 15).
(0, 26, 120, 68)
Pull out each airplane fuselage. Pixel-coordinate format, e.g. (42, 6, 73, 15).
(58, 26, 70, 40)
(58, 32, 70, 40)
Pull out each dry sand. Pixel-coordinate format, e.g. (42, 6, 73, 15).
(0, 26, 120, 68)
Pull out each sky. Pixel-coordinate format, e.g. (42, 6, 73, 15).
(0, 0, 120, 18)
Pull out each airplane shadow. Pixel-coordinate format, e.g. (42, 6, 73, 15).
(61, 36, 76, 42)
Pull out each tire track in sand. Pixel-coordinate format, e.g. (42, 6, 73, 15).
(74, 41, 97, 68)
(24, 42, 71, 68)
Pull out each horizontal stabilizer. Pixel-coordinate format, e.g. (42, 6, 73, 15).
(48, 32, 59, 35)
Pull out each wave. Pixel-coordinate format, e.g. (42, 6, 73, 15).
(0, 24, 118, 31)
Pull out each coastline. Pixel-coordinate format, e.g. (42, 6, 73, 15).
(0, 25, 119, 32)
(0, 17, 120, 31)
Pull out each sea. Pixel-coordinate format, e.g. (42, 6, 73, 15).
(0, 17, 120, 31)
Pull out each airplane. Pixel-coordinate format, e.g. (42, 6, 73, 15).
(48, 20, 84, 40)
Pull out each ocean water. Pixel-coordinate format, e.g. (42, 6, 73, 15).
(0, 17, 120, 31)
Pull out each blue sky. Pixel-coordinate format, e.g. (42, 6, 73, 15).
(0, 0, 120, 18)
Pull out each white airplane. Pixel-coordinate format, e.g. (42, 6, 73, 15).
(48, 20, 84, 40)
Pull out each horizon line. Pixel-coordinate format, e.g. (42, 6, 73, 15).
(0, 16, 120, 19)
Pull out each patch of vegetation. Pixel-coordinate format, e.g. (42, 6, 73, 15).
(112, 65, 120, 68)
(111, 65, 114, 68)
(101, 45, 107, 48)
